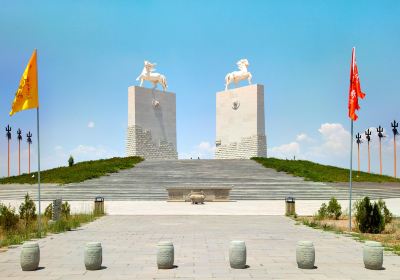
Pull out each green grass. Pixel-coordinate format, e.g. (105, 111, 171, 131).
(0, 156, 143, 185)
(252, 157, 400, 183)
(0, 212, 103, 248)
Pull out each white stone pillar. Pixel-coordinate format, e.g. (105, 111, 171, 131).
(216, 84, 267, 159)
(126, 86, 178, 159)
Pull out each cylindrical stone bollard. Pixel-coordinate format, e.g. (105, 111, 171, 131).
(296, 241, 315, 269)
(363, 241, 383, 270)
(157, 241, 174, 269)
(229, 241, 247, 269)
(84, 242, 102, 270)
(20, 242, 40, 271)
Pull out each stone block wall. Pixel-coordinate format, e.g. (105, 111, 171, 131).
(215, 134, 267, 159)
(126, 125, 177, 159)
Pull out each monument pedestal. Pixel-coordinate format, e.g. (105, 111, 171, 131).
(126, 86, 177, 159)
(215, 84, 267, 159)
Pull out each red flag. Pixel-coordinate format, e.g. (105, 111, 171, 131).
(348, 47, 366, 121)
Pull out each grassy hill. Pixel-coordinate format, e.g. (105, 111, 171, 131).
(252, 157, 400, 183)
(0, 156, 143, 185)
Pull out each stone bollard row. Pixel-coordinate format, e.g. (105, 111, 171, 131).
(19, 240, 384, 271)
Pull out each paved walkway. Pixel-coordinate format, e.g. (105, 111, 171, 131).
(0, 215, 399, 279)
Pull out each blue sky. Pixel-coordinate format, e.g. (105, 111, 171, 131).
(0, 1, 400, 176)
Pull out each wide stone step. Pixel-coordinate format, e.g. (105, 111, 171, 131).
(1, 159, 399, 201)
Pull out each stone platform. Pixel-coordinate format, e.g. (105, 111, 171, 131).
(166, 186, 232, 202)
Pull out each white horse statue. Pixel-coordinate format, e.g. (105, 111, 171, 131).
(136, 60, 168, 91)
(225, 59, 252, 90)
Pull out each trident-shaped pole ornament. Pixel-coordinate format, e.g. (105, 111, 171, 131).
(355, 133, 362, 174)
(377, 125, 385, 175)
(5, 125, 11, 177)
(26, 131, 32, 174)
(17, 128, 22, 175)
(391, 120, 399, 178)
(365, 129, 372, 173)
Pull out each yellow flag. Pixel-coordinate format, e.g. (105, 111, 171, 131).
(10, 49, 39, 116)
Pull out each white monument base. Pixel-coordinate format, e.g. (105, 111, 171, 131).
(126, 86, 177, 160)
(215, 84, 267, 159)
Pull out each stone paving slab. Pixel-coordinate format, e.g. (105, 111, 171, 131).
(0, 216, 399, 279)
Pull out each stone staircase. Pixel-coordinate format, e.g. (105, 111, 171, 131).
(0, 159, 399, 201)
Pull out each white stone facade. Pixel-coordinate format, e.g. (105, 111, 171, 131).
(126, 86, 177, 159)
(215, 84, 267, 159)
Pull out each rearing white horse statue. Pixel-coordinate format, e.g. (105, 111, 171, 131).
(136, 61, 168, 91)
(225, 59, 252, 90)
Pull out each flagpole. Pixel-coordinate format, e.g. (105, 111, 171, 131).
(349, 119, 353, 231)
(37, 107, 42, 236)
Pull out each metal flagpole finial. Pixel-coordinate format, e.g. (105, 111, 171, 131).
(391, 120, 399, 135)
(356, 133, 362, 145)
(377, 125, 385, 138)
(365, 129, 372, 142)
(17, 128, 22, 141)
(392, 120, 399, 178)
(26, 131, 33, 144)
(5, 125, 11, 140)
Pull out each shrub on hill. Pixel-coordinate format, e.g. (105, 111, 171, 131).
(19, 193, 37, 227)
(327, 197, 342, 220)
(377, 199, 393, 224)
(62, 202, 71, 218)
(44, 203, 52, 219)
(354, 197, 386, 233)
(0, 204, 19, 230)
(68, 155, 74, 167)
(317, 197, 342, 220)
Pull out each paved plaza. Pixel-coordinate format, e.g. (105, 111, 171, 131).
(0, 215, 399, 279)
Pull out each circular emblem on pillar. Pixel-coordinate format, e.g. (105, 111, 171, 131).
(152, 99, 160, 108)
(232, 100, 240, 110)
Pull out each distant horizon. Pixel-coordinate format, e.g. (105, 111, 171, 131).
(1, 1, 399, 177)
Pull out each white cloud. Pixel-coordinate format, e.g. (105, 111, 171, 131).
(180, 141, 215, 159)
(269, 142, 300, 159)
(88, 121, 95, 128)
(296, 133, 313, 143)
(198, 141, 214, 152)
(314, 123, 351, 157)
(268, 122, 400, 176)
(70, 144, 115, 159)
(39, 144, 119, 170)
